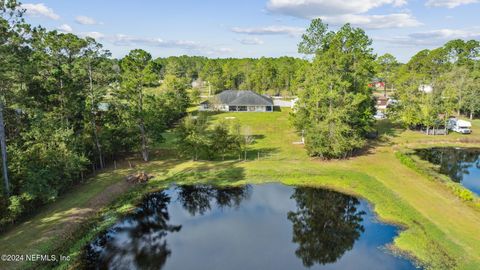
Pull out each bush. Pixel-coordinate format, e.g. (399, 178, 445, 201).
(395, 150, 478, 206)
(176, 115, 242, 161)
(449, 184, 475, 202)
(395, 151, 417, 170)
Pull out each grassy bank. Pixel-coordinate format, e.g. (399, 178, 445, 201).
(1, 110, 480, 270)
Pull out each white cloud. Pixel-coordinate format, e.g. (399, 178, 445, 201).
(376, 28, 480, 46)
(425, 0, 478, 8)
(231, 25, 304, 36)
(106, 34, 233, 56)
(21, 3, 60, 20)
(110, 34, 201, 49)
(81, 31, 105, 40)
(238, 37, 265, 45)
(409, 28, 480, 40)
(56, 24, 73, 33)
(265, 0, 420, 29)
(212, 47, 234, 54)
(266, 0, 407, 18)
(321, 13, 421, 29)
(75, 15, 99, 25)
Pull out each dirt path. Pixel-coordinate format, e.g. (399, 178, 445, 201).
(0, 172, 132, 270)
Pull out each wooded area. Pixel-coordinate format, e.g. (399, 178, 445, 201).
(390, 40, 480, 130)
(0, 1, 306, 228)
(0, 2, 191, 228)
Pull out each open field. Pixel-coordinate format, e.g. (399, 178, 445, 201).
(1, 109, 480, 270)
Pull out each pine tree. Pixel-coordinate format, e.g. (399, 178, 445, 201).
(293, 20, 375, 159)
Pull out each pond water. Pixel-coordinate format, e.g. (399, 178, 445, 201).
(83, 184, 418, 270)
(415, 147, 480, 195)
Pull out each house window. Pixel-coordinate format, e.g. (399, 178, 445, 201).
(266, 106, 272, 112)
(238, 106, 247, 111)
(229, 106, 237, 111)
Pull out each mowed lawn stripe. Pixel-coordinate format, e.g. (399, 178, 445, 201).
(345, 150, 480, 262)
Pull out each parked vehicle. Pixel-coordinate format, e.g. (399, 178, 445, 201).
(447, 118, 472, 134)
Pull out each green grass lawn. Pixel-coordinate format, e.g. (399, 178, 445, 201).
(1, 109, 480, 270)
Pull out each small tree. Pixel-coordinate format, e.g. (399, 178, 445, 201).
(190, 88, 201, 105)
(463, 78, 480, 119)
(375, 53, 399, 96)
(419, 94, 439, 134)
(176, 114, 208, 161)
(209, 121, 233, 160)
(119, 49, 158, 162)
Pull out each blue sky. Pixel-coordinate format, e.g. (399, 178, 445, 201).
(20, 0, 480, 62)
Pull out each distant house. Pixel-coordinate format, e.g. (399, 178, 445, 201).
(191, 78, 205, 88)
(368, 81, 385, 89)
(98, 102, 110, 112)
(272, 97, 298, 108)
(376, 96, 389, 110)
(199, 90, 274, 112)
(419, 84, 433, 93)
(375, 97, 397, 112)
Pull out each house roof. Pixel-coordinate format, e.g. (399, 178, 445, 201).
(203, 90, 273, 106)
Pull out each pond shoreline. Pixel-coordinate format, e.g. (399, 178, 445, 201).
(2, 113, 480, 270)
(81, 183, 420, 270)
(394, 148, 480, 210)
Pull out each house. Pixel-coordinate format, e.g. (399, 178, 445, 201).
(368, 81, 385, 89)
(199, 90, 274, 112)
(419, 84, 433, 93)
(376, 96, 389, 110)
(271, 97, 294, 108)
(191, 78, 205, 88)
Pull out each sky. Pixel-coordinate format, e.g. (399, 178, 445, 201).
(19, 0, 480, 62)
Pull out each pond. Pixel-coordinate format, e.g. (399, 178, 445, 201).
(83, 184, 418, 270)
(415, 147, 480, 195)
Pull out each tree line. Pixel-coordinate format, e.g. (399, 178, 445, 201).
(0, 2, 189, 228)
(154, 56, 308, 96)
(291, 19, 479, 159)
(389, 39, 480, 131)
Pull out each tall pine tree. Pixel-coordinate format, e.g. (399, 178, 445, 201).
(293, 20, 375, 159)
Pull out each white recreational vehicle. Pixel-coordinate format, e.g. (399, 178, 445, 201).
(447, 118, 472, 134)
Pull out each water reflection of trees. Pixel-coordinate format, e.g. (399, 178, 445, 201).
(84, 192, 181, 270)
(415, 148, 480, 182)
(175, 185, 252, 216)
(84, 185, 251, 269)
(288, 188, 366, 267)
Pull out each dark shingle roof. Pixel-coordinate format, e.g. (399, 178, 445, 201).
(203, 90, 273, 106)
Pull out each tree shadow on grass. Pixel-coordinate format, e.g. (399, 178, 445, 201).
(251, 134, 265, 141)
(164, 161, 247, 186)
(353, 120, 405, 157)
(375, 119, 404, 139)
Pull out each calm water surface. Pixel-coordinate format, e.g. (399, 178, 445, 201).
(415, 147, 480, 195)
(84, 184, 418, 270)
